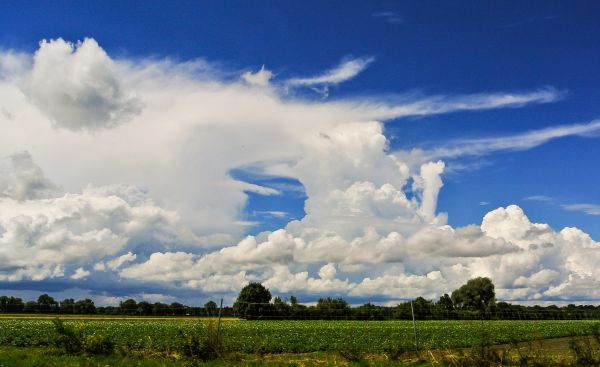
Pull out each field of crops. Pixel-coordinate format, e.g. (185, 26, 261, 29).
(0, 319, 598, 353)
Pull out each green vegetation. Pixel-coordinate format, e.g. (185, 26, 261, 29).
(0, 319, 598, 353)
(4, 278, 600, 320)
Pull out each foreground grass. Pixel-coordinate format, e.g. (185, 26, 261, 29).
(0, 346, 420, 367)
(2, 338, 599, 367)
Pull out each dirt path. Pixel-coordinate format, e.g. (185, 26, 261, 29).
(0, 314, 240, 321)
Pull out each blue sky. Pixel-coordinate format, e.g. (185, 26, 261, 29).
(0, 1, 599, 305)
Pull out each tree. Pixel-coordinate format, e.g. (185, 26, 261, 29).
(315, 297, 350, 319)
(437, 294, 454, 311)
(37, 294, 58, 313)
(59, 298, 75, 314)
(433, 293, 454, 318)
(451, 277, 496, 315)
(119, 299, 138, 315)
(74, 299, 96, 314)
(354, 303, 384, 320)
(170, 302, 186, 316)
(137, 301, 152, 316)
(0, 296, 24, 313)
(412, 297, 433, 319)
(152, 302, 169, 316)
(273, 296, 291, 317)
(204, 300, 218, 316)
(233, 282, 272, 318)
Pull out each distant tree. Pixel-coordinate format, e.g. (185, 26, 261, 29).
(288, 295, 308, 318)
(233, 282, 272, 318)
(37, 294, 58, 313)
(393, 302, 412, 319)
(74, 299, 96, 314)
(119, 299, 138, 315)
(354, 303, 384, 320)
(412, 297, 433, 319)
(24, 301, 37, 313)
(437, 294, 453, 311)
(273, 296, 291, 317)
(204, 301, 218, 316)
(393, 297, 433, 320)
(152, 302, 169, 316)
(59, 298, 75, 314)
(137, 301, 152, 316)
(0, 296, 24, 313)
(170, 302, 186, 316)
(315, 297, 350, 319)
(0, 296, 8, 312)
(451, 277, 496, 315)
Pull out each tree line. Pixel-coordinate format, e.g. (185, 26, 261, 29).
(231, 277, 600, 320)
(3, 277, 600, 320)
(0, 294, 234, 317)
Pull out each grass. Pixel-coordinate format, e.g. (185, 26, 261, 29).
(1, 319, 600, 366)
(1, 338, 598, 367)
(0, 346, 419, 366)
(1, 319, 598, 353)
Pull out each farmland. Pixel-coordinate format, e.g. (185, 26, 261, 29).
(0, 319, 598, 353)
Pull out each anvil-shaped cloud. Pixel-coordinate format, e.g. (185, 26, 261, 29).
(0, 38, 597, 305)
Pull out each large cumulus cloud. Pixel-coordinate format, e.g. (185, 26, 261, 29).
(21, 38, 141, 131)
(0, 38, 597, 304)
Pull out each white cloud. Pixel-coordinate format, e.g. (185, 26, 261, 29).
(562, 203, 600, 216)
(242, 65, 273, 87)
(318, 263, 337, 280)
(372, 11, 403, 25)
(0, 151, 60, 200)
(21, 38, 141, 131)
(285, 56, 375, 88)
(525, 195, 555, 202)
(253, 210, 288, 218)
(119, 203, 599, 302)
(0, 38, 595, 303)
(400, 119, 600, 165)
(71, 267, 90, 280)
(0, 159, 192, 281)
(0, 51, 31, 80)
(106, 252, 137, 270)
(357, 87, 564, 121)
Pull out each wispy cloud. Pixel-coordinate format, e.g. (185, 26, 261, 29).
(563, 204, 600, 216)
(285, 56, 375, 89)
(252, 210, 289, 219)
(502, 14, 559, 28)
(402, 119, 600, 162)
(525, 195, 555, 203)
(362, 87, 565, 120)
(373, 11, 403, 25)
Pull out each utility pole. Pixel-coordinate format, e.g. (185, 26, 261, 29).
(410, 300, 419, 352)
(217, 298, 223, 343)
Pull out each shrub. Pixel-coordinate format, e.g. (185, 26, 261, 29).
(179, 320, 223, 361)
(52, 318, 114, 355)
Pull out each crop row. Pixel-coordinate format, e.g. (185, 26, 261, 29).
(0, 320, 597, 353)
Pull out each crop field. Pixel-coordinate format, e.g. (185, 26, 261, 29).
(0, 319, 598, 353)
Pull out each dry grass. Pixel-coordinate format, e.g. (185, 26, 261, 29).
(0, 314, 240, 321)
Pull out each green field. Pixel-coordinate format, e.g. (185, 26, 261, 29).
(0, 319, 598, 353)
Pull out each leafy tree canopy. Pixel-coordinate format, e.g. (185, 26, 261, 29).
(451, 277, 496, 312)
(233, 282, 272, 317)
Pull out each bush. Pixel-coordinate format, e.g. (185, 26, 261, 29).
(52, 318, 114, 355)
(179, 320, 223, 361)
(338, 345, 364, 362)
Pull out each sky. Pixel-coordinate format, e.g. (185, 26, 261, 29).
(0, 1, 599, 306)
